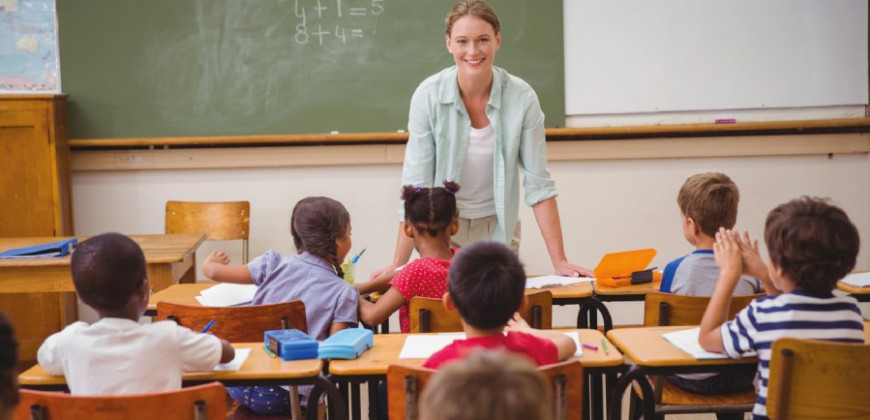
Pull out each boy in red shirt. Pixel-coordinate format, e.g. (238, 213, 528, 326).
(424, 241, 576, 369)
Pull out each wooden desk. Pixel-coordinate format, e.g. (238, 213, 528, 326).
(837, 281, 870, 302)
(329, 329, 623, 420)
(593, 280, 661, 301)
(19, 343, 345, 420)
(0, 234, 204, 361)
(146, 281, 217, 315)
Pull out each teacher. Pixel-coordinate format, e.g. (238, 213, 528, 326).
(371, 0, 591, 285)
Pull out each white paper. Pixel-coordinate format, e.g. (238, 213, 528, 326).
(841, 272, 870, 288)
(525, 275, 594, 289)
(213, 348, 251, 372)
(661, 327, 729, 360)
(398, 332, 583, 359)
(195, 284, 257, 307)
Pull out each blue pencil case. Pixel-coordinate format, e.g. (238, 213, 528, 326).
(0, 238, 77, 259)
(318, 328, 373, 360)
(264, 329, 319, 361)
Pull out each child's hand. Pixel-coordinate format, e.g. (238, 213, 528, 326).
(506, 313, 531, 332)
(736, 231, 767, 279)
(204, 251, 230, 266)
(713, 228, 743, 279)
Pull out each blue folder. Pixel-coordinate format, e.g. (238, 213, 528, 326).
(0, 238, 78, 259)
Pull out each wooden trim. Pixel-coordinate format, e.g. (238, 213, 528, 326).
(0, 94, 68, 100)
(70, 133, 870, 171)
(68, 118, 870, 150)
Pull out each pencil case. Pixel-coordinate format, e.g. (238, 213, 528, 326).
(264, 329, 319, 361)
(318, 328, 373, 360)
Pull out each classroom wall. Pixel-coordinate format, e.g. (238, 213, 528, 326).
(70, 138, 870, 325)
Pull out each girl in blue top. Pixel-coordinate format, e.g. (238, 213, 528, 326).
(370, 0, 591, 286)
(202, 196, 358, 415)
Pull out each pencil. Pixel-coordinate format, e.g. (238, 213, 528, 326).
(601, 338, 610, 355)
(200, 319, 216, 333)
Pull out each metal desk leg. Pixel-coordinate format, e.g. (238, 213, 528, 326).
(609, 366, 654, 420)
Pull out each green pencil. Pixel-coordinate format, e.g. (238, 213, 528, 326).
(601, 338, 610, 355)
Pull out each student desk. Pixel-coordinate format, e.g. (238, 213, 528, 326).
(18, 342, 347, 420)
(327, 329, 623, 420)
(837, 281, 870, 302)
(577, 281, 662, 333)
(0, 233, 205, 361)
(606, 324, 870, 420)
(145, 281, 217, 316)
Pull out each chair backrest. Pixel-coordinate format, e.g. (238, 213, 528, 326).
(409, 290, 553, 333)
(766, 338, 870, 420)
(14, 382, 227, 420)
(165, 201, 250, 262)
(643, 292, 762, 326)
(386, 359, 583, 420)
(155, 301, 307, 342)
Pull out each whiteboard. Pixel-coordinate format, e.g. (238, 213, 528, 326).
(564, 0, 868, 120)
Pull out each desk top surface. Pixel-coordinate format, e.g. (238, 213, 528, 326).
(593, 280, 661, 296)
(837, 281, 870, 295)
(18, 342, 322, 386)
(538, 282, 594, 299)
(0, 234, 205, 267)
(328, 329, 623, 376)
(148, 281, 216, 311)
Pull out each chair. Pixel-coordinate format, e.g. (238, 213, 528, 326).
(409, 290, 553, 333)
(14, 382, 227, 420)
(155, 301, 307, 419)
(766, 338, 870, 420)
(386, 359, 583, 420)
(628, 292, 763, 419)
(165, 201, 251, 263)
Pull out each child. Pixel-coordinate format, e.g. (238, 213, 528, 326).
(424, 241, 576, 369)
(358, 182, 460, 333)
(0, 311, 17, 420)
(202, 196, 359, 414)
(37, 233, 233, 395)
(660, 173, 761, 408)
(699, 197, 865, 420)
(420, 349, 552, 420)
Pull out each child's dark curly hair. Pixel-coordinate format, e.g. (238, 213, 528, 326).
(291, 197, 351, 278)
(402, 181, 460, 237)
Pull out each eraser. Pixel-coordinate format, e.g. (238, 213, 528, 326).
(715, 119, 736, 124)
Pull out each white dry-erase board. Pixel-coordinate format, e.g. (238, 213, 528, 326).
(564, 0, 869, 126)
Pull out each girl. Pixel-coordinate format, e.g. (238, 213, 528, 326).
(201, 196, 358, 415)
(358, 181, 460, 333)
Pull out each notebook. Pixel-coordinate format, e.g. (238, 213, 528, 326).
(841, 272, 870, 288)
(195, 283, 258, 307)
(526, 275, 594, 289)
(661, 327, 731, 360)
(0, 238, 77, 259)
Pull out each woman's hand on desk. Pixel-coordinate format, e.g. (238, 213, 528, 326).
(554, 260, 593, 278)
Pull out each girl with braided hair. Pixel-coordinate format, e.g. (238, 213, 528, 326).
(358, 181, 460, 333)
(201, 196, 358, 415)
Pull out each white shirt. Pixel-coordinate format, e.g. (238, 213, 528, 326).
(456, 124, 496, 219)
(37, 318, 222, 395)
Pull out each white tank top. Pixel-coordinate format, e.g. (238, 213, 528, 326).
(456, 124, 496, 219)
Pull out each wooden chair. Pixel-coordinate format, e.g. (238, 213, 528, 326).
(14, 382, 227, 420)
(386, 359, 583, 420)
(409, 290, 553, 333)
(629, 292, 764, 419)
(767, 338, 870, 420)
(165, 201, 251, 263)
(155, 301, 307, 419)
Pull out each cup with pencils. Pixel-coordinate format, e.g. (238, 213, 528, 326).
(341, 248, 366, 285)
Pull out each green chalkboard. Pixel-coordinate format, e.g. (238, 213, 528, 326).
(57, 0, 564, 139)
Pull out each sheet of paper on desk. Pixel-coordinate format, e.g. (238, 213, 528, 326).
(213, 348, 251, 372)
(662, 327, 729, 360)
(399, 332, 583, 359)
(526, 275, 594, 289)
(841, 272, 870, 287)
(195, 284, 257, 307)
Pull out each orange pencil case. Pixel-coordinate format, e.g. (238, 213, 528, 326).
(594, 248, 657, 287)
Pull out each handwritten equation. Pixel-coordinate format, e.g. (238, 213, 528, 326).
(294, 0, 384, 47)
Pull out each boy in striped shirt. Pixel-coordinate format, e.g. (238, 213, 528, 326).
(699, 197, 865, 420)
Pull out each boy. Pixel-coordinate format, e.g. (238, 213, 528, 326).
(421, 349, 552, 420)
(423, 241, 575, 369)
(0, 311, 17, 420)
(37, 233, 234, 395)
(660, 173, 761, 407)
(661, 172, 761, 296)
(700, 197, 865, 420)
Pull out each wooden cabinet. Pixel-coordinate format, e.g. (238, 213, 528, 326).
(0, 95, 72, 237)
(0, 95, 73, 362)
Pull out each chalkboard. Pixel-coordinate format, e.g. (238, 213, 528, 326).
(57, 0, 564, 139)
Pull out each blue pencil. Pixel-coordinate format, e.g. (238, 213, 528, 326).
(201, 319, 216, 333)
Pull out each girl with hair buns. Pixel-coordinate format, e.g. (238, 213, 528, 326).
(201, 196, 358, 415)
(358, 181, 460, 333)
(370, 0, 591, 285)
